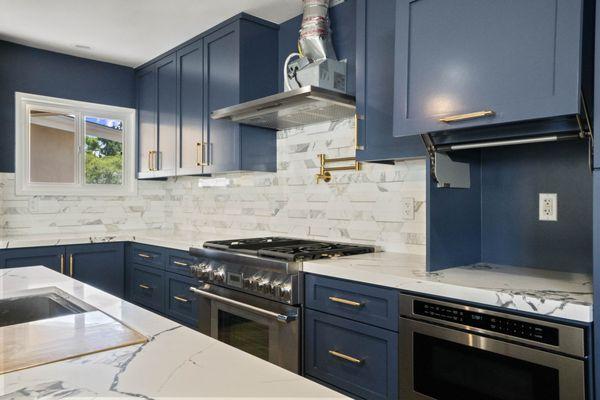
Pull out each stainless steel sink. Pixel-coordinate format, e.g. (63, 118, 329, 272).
(0, 288, 96, 328)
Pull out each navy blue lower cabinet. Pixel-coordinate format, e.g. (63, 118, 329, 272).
(130, 263, 165, 313)
(165, 272, 199, 327)
(129, 243, 166, 269)
(166, 249, 196, 278)
(304, 309, 398, 400)
(0, 246, 66, 273)
(66, 243, 125, 298)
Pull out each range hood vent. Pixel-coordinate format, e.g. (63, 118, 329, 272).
(210, 86, 355, 131)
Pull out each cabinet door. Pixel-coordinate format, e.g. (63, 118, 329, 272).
(0, 246, 65, 273)
(67, 243, 125, 298)
(177, 40, 206, 175)
(355, 0, 425, 162)
(393, 0, 583, 137)
(156, 54, 178, 176)
(136, 65, 157, 176)
(203, 24, 241, 174)
(131, 263, 165, 313)
(165, 272, 198, 327)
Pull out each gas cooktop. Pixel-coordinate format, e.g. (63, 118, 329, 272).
(203, 237, 375, 261)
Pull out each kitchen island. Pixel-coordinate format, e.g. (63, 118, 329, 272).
(0, 266, 345, 399)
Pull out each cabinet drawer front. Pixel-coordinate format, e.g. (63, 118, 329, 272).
(305, 310, 398, 400)
(305, 274, 398, 331)
(165, 273, 198, 327)
(130, 244, 165, 269)
(131, 264, 165, 312)
(166, 250, 196, 277)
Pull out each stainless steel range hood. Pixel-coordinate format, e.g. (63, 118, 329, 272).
(210, 86, 356, 131)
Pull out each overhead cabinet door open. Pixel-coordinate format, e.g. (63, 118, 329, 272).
(393, 0, 584, 137)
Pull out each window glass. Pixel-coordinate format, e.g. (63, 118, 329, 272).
(84, 116, 124, 185)
(29, 109, 76, 183)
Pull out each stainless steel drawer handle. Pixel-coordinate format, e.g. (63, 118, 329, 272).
(328, 350, 363, 365)
(137, 253, 153, 259)
(189, 286, 296, 323)
(139, 284, 152, 290)
(328, 296, 363, 307)
(439, 110, 495, 123)
(173, 261, 189, 267)
(173, 295, 190, 303)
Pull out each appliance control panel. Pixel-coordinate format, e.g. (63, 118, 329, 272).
(414, 300, 559, 346)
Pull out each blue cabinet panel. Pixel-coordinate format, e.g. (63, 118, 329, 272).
(156, 54, 178, 176)
(67, 243, 125, 298)
(305, 274, 399, 331)
(393, 0, 583, 137)
(131, 263, 165, 313)
(305, 309, 398, 400)
(166, 249, 196, 278)
(355, 0, 425, 162)
(136, 65, 157, 176)
(177, 39, 205, 175)
(0, 246, 65, 273)
(203, 24, 240, 174)
(165, 272, 199, 327)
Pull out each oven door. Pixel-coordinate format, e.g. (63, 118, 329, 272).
(190, 284, 300, 373)
(400, 317, 586, 400)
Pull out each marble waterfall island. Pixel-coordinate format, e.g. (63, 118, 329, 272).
(0, 266, 345, 399)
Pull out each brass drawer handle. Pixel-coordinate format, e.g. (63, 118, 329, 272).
(137, 253, 153, 259)
(439, 110, 495, 123)
(60, 254, 65, 275)
(69, 254, 74, 277)
(196, 142, 208, 166)
(173, 295, 190, 303)
(139, 284, 152, 290)
(173, 261, 189, 267)
(329, 350, 363, 365)
(328, 296, 363, 307)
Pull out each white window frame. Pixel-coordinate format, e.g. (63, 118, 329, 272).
(15, 92, 137, 196)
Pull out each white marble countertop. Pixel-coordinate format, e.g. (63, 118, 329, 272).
(0, 266, 345, 399)
(303, 252, 593, 323)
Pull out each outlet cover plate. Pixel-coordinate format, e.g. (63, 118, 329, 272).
(400, 197, 415, 220)
(539, 193, 557, 221)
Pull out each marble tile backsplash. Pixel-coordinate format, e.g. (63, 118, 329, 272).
(0, 118, 427, 253)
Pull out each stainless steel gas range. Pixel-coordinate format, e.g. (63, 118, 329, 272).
(188, 237, 374, 373)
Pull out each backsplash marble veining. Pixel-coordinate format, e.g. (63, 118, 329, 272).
(0, 118, 427, 253)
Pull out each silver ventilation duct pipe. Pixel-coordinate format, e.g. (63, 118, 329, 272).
(298, 0, 337, 62)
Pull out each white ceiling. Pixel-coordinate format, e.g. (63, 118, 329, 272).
(0, 0, 303, 68)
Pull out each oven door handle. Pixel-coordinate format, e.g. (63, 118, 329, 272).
(189, 287, 296, 323)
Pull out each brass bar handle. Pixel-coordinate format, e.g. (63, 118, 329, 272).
(173, 261, 189, 267)
(173, 295, 190, 303)
(328, 350, 363, 365)
(328, 296, 363, 307)
(354, 114, 364, 150)
(137, 253, 153, 259)
(439, 110, 495, 123)
(196, 142, 202, 166)
(69, 254, 73, 277)
(60, 254, 65, 275)
(148, 151, 152, 171)
(139, 284, 152, 290)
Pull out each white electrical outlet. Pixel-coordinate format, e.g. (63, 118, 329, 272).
(400, 197, 415, 220)
(539, 193, 557, 221)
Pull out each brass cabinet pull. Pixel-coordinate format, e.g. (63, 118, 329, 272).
(196, 142, 208, 166)
(148, 151, 152, 171)
(137, 253, 152, 259)
(139, 284, 151, 290)
(328, 296, 363, 307)
(354, 114, 364, 150)
(173, 261, 189, 267)
(60, 254, 65, 275)
(439, 110, 495, 123)
(69, 254, 74, 277)
(173, 295, 190, 303)
(328, 350, 363, 365)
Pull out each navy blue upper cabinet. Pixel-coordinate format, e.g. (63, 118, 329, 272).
(393, 0, 584, 137)
(136, 65, 157, 177)
(355, 0, 425, 162)
(155, 54, 178, 177)
(177, 40, 205, 175)
(203, 19, 278, 174)
(67, 243, 125, 298)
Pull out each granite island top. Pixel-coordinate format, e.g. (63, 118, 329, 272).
(1, 230, 593, 323)
(0, 266, 345, 399)
(303, 252, 593, 323)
